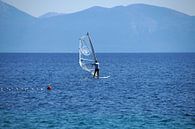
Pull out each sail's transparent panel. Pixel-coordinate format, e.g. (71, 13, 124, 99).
(79, 35, 95, 73)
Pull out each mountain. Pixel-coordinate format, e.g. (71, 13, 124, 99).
(0, 1, 195, 52)
(0, 1, 34, 22)
(0, 1, 36, 51)
(39, 12, 64, 18)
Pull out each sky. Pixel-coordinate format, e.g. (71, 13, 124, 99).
(2, 0, 195, 17)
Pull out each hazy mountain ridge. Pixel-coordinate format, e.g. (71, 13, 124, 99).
(39, 12, 65, 18)
(0, 1, 194, 52)
(0, 1, 35, 23)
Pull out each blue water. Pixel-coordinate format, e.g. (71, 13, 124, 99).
(0, 53, 194, 129)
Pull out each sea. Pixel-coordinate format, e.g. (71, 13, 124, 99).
(0, 53, 194, 129)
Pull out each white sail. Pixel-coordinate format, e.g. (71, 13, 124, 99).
(79, 33, 97, 73)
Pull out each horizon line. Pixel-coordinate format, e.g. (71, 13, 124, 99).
(0, 52, 195, 54)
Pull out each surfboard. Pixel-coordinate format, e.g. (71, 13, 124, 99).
(91, 72, 110, 79)
(99, 76, 110, 79)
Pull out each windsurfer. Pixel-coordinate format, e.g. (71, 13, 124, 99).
(93, 60, 99, 78)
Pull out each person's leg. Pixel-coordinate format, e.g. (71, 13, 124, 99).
(97, 69, 99, 77)
(93, 70, 97, 78)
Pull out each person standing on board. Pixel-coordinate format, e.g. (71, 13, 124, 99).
(93, 60, 99, 78)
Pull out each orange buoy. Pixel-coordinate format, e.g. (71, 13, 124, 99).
(47, 85, 52, 90)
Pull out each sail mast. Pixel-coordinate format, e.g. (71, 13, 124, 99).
(87, 32, 97, 61)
